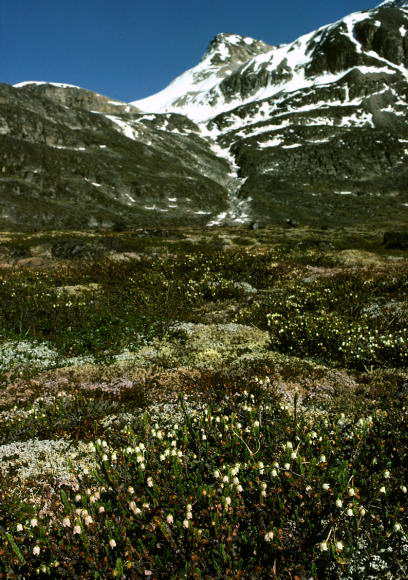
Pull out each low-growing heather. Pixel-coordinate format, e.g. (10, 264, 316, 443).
(1, 228, 407, 578)
(1, 391, 407, 578)
(239, 271, 408, 370)
(268, 311, 408, 370)
(0, 249, 280, 357)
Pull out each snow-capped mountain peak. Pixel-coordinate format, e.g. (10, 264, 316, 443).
(378, 1, 408, 7)
(13, 81, 82, 90)
(202, 33, 273, 65)
(131, 34, 272, 120)
(131, 1, 408, 124)
(3, 1, 408, 231)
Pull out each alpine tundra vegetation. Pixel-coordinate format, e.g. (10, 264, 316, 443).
(0, 226, 407, 578)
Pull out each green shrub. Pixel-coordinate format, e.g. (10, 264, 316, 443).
(1, 392, 407, 578)
(268, 311, 408, 370)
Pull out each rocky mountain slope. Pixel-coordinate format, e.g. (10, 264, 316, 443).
(0, 82, 235, 230)
(1, 0, 408, 230)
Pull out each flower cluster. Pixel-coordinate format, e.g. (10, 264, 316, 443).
(2, 391, 406, 578)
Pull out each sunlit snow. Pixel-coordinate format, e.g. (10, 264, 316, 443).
(14, 81, 82, 89)
(129, 4, 408, 126)
(105, 115, 138, 140)
(257, 137, 284, 148)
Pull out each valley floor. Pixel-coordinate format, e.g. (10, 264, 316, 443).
(0, 225, 407, 578)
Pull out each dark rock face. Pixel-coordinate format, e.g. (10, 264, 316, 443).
(0, 84, 232, 230)
(383, 231, 408, 248)
(355, 8, 408, 66)
(306, 28, 364, 76)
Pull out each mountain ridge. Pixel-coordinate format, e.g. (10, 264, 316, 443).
(1, 0, 408, 230)
(132, 1, 408, 124)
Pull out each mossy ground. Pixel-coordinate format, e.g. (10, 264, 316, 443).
(0, 225, 407, 578)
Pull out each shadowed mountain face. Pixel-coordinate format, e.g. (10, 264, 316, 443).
(1, 1, 408, 230)
(0, 83, 233, 230)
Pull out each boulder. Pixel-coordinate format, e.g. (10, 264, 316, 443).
(383, 231, 408, 249)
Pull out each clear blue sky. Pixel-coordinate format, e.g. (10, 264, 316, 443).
(1, 0, 379, 102)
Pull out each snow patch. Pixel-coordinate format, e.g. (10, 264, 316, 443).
(338, 112, 374, 127)
(340, 12, 371, 54)
(52, 145, 86, 151)
(258, 137, 284, 148)
(14, 81, 82, 89)
(217, 42, 229, 61)
(201, 127, 252, 226)
(236, 120, 291, 139)
(138, 114, 156, 121)
(84, 179, 102, 187)
(105, 115, 138, 140)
